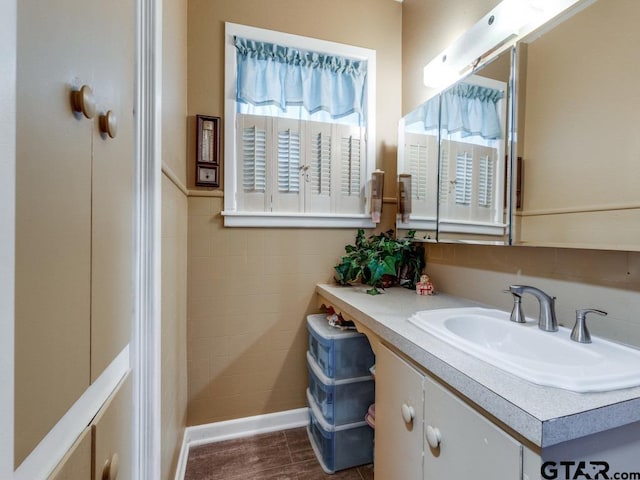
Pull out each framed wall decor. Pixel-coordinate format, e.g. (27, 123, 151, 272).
(195, 114, 221, 187)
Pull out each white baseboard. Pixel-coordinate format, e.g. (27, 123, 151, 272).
(174, 407, 309, 480)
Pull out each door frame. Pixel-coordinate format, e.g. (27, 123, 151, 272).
(0, 0, 17, 477)
(132, 0, 163, 478)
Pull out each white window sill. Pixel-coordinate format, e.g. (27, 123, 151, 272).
(438, 219, 507, 236)
(221, 211, 377, 228)
(396, 216, 437, 231)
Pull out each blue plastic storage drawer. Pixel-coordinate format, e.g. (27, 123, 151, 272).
(307, 389, 374, 474)
(307, 351, 374, 426)
(307, 314, 375, 380)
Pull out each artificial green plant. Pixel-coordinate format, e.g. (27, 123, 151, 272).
(334, 229, 425, 295)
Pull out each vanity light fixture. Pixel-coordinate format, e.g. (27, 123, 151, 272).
(423, 0, 584, 88)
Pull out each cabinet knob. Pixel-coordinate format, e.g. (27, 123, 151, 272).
(401, 403, 415, 424)
(99, 110, 118, 139)
(426, 425, 442, 449)
(102, 453, 119, 480)
(71, 85, 96, 119)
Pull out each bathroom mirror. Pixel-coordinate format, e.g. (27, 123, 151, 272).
(436, 48, 512, 245)
(397, 47, 514, 244)
(513, 0, 640, 251)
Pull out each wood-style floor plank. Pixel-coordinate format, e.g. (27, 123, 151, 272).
(184, 427, 374, 479)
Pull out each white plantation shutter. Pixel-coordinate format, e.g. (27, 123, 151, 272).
(234, 115, 369, 218)
(337, 125, 365, 213)
(439, 140, 501, 225)
(309, 131, 331, 196)
(439, 141, 450, 205)
(455, 150, 473, 206)
(237, 114, 269, 212)
(340, 135, 361, 196)
(408, 144, 428, 199)
(478, 154, 494, 208)
(471, 144, 500, 223)
(242, 126, 267, 193)
(402, 132, 439, 221)
(272, 118, 303, 212)
(277, 129, 301, 193)
(305, 121, 333, 213)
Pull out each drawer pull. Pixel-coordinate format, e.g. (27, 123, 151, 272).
(401, 403, 415, 424)
(426, 425, 442, 449)
(102, 453, 119, 480)
(71, 85, 96, 119)
(99, 110, 118, 139)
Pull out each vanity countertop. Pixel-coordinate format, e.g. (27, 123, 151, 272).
(316, 283, 640, 449)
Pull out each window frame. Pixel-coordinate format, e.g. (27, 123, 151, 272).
(223, 22, 377, 228)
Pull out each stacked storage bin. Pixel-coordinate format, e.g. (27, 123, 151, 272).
(306, 314, 376, 473)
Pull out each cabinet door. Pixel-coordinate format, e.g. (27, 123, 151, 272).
(92, 373, 132, 480)
(47, 428, 92, 480)
(89, 0, 135, 381)
(375, 345, 424, 480)
(15, 0, 93, 467)
(423, 375, 521, 480)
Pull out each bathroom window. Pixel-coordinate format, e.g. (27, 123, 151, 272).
(223, 23, 377, 227)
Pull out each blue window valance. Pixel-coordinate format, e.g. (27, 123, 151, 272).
(404, 95, 440, 132)
(440, 83, 505, 140)
(234, 36, 367, 125)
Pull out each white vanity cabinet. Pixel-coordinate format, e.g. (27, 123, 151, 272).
(376, 343, 527, 480)
(316, 284, 640, 480)
(423, 373, 521, 479)
(375, 343, 424, 480)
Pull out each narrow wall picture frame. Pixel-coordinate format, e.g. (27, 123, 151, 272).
(196, 115, 221, 187)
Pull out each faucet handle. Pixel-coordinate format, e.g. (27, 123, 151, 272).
(504, 289, 526, 323)
(570, 309, 607, 344)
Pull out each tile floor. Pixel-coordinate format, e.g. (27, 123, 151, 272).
(184, 427, 374, 480)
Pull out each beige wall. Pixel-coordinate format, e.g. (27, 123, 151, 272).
(402, 1, 640, 347)
(186, 0, 401, 425)
(402, 0, 500, 113)
(161, 178, 188, 479)
(161, 0, 189, 477)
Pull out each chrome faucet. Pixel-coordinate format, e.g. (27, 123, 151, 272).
(507, 285, 558, 332)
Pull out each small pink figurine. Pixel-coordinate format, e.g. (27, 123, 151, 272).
(416, 274, 434, 296)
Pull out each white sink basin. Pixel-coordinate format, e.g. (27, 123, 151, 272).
(408, 307, 640, 392)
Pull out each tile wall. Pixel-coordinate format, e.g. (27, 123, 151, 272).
(426, 245, 640, 347)
(187, 197, 396, 425)
(162, 176, 189, 478)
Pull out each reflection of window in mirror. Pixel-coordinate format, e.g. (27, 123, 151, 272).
(397, 95, 440, 233)
(438, 73, 508, 237)
(397, 47, 513, 243)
